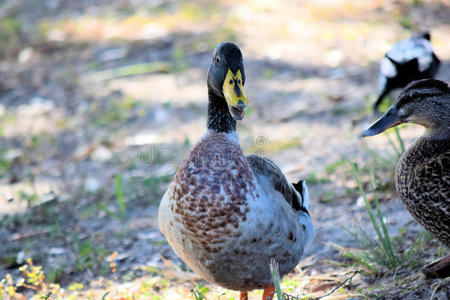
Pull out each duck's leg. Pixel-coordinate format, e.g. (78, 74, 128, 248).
(240, 291, 248, 300)
(262, 286, 275, 300)
(422, 255, 450, 278)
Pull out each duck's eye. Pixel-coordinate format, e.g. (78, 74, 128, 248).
(237, 79, 241, 85)
(214, 55, 220, 64)
(229, 79, 233, 84)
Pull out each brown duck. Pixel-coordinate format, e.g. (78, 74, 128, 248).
(363, 79, 449, 278)
(159, 42, 314, 299)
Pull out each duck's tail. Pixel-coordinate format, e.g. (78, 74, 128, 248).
(292, 180, 309, 209)
(293, 180, 314, 247)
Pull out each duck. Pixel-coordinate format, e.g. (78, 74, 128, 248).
(363, 79, 449, 278)
(158, 42, 314, 300)
(372, 32, 440, 113)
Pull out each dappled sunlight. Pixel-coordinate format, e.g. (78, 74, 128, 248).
(108, 72, 207, 105)
(1, 0, 449, 298)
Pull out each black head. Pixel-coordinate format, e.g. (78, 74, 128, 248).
(207, 42, 248, 120)
(363, 79, 450, 137)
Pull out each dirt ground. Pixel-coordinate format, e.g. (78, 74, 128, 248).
(0, 0, 449, 299)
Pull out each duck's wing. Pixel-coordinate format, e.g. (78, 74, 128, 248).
(246, 154, 314, 246)
(411, 151, 450, 203)
(245, 154, 308, 212)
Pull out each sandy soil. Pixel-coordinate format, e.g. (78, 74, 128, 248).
(0, 0, 449, 299)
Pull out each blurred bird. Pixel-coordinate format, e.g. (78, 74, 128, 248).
(372, 32, 440, 113)
(363, 79, 450, 278)
(159, 42, 314, 300)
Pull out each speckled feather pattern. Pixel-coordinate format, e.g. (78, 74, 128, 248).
(171, 131, 255, 246)
(159, 131, 310, 291)
(395, 137, 450, 247)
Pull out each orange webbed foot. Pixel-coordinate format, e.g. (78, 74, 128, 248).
(262, 285, 275, 300)
(240, 291, 248, 300)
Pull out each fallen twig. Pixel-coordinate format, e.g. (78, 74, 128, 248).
(316, 269, 359, 299)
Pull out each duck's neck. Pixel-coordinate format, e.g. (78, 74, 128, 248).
(424, 125, 450, 141)
(206, 88, 236, 133)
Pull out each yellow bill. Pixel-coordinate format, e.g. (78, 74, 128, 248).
(222, 69, 248, 120)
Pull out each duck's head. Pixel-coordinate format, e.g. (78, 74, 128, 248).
(362, 79, 450, 137)
(207, 42, 248, 121)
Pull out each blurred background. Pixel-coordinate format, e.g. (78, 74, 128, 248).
(0, 0, 449, 299)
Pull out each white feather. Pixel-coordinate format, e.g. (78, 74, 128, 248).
(301, 180, 310, 210)
(298, 180, 314, 247)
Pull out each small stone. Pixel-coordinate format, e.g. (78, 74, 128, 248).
(49, 247, 66, 255)
(18, 47, 34, 64)
(84, 177, 100, 192)
(99, 47, 127, 62)
(91, 146, 113, 161)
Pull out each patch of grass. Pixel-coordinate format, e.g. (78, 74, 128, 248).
(115, 173, 126, 220)
(331, 105, 358, 116)
(179, 3, 216, 22)
(380, 127, 405, 160)
(17, 189, 38, 208)
(247, 137, 303, 154)
(376, 96, 394, 113)
(90, 62, 171, 81)
(120, 174, 173, 206)
(91, 95, 142, 127)
(0, 148, 10, 179)
(212, 27, 239, 45)
(347, 162, 398, 270)
(142, 175, 172, 195)
(47, 266, 65, 283)
(263, 68, 275, 79)
(191, 283, 209, 300)
(320, 190, 336, 204)
(0, 16, 22, 56)
(398, 14, 416, 30)
(305, 171, 331, 185)
(172, 46, 191, 72)
(72, 235, 110, 274)
(324, 159, 348, 174)
(344, 162, 427, 273)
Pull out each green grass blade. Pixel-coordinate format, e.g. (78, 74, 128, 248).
(269, 258, 284, 300)
(343, 251, 377, 272)
(368, 168, 397, 268)
(385, 132, 401, 157)
(394, 127, 405, 154)
(115, 174, 126, 219)
(350, 162, 384, 242)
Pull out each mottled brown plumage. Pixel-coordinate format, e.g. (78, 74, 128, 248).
(395, 137, 450, 247)
(363, 78, 450, 277)
(159, 132, 312, 291)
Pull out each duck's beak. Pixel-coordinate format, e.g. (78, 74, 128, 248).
(362, 106, 402, 137)
(223, 68, 248, 120)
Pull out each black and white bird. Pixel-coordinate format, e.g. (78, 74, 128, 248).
(373, 32, 440, 113)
